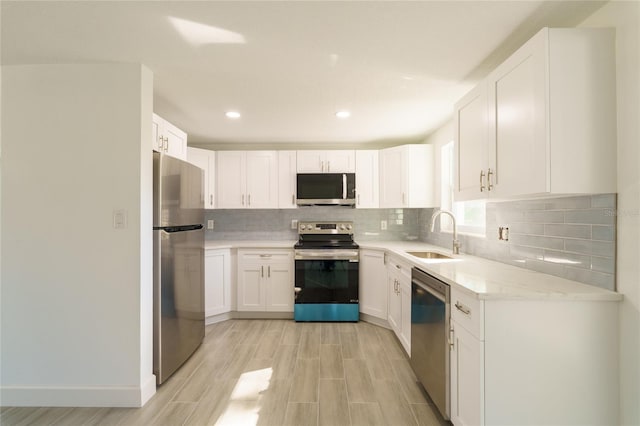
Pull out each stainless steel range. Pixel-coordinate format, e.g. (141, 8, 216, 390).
(293, 221, 359, 322)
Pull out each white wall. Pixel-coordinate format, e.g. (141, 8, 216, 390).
(423, 120, 454, 206)
(0, 63, 155, 407)
(580, 3, 640, 423)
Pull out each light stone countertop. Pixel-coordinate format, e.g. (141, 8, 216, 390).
(204, 240, 297, 250)
(203, 239, 622, 302)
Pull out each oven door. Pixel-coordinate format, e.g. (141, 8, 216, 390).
(294, 249, 359, 305)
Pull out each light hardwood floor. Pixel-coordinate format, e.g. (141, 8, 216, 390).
(1, 320, 449, 426)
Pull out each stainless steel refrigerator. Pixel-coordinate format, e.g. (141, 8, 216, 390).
(153, 152, 205, 385)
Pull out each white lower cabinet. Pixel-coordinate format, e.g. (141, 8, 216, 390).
(204, 248, 231, 317)
(449, 287, 619, 425)
(387, 255, 411, 355)
(359, 249, 387, 320)
(237, 249, 294, 312)
(450, 319, 483, 426)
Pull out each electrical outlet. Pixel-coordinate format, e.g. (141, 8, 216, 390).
(381, 220, 387, 230)
(208, 219, 215, 230)
(291, 219, 298, 229)
(498, 226, 509, 241)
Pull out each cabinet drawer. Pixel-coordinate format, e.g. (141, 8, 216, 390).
(238, 249, 293, 263)
(451, 287, 484, 340)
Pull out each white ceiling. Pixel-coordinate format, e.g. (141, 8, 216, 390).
(1, 1, 605, 147)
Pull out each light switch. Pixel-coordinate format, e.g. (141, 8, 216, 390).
(207, 219, 215, 230)
(381, 220, 387, 230)
(291, 219, 298, 229)
(113, 209, 127, 229)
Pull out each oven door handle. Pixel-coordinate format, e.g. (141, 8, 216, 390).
(295, 250, 359, 262)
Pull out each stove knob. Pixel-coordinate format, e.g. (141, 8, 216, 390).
(300, 224, 306, 230)
(346, 224, 352, 230)
(340, 224, 346, 230)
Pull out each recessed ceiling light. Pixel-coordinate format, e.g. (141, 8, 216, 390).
(225, 111, 241, 119)
(335, 110, 351, 119)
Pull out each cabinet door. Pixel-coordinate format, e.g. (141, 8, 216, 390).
(187, 147, 216, 209)
(204, 249, 230, 317)
(245, 151, 278, 208)
(325, 150, 355, 172)
(487, 30, 547, 198)
(387, 270, 402, 335)
(216, 151, 246, 208)
(454, 84, 488, 201)
(152, 113, 163, 152)
(163, 119, 188, 160)
(451, 320, 484, 426)
(296, 151, 324, 172)
(266, 261, 294, 312)
(379, 146, 407, 208)
(278, 151, 297, 208)
(399, 277, 411, 355)
(237, 263, 264, 311)
(359, 249, 387, 319)
(355, 151, 379, 208)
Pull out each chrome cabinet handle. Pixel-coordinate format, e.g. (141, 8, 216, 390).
(210, 194, 213, 205)
(487, 168, 494, 191)
(455, 302, 471, 316)
(261, 265, 264, 278)
(402, 192, 406, 205)
(327, 161, 331, 172)
(358, 194, 361, 205)
(164, 136, 169, 151)
(480, 170, 486, 192)
(260, 254, 272, 258)
(268, 266, 271, 278)
(292, 194, 295, 205)
(248, 194, 251, 206)
(242, 194, 245, 206)
(321, 160, 324, 172)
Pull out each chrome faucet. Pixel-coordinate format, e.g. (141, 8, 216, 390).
(429, 209, 461, 255)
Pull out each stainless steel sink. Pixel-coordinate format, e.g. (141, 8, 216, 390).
(406, 251, 453, 260)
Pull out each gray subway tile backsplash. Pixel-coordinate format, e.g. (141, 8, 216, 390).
(423, 194, 617, 291)
(205, 194, 616, 291)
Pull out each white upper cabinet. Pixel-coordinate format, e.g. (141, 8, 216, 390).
(454, 84, 488, 201)
(187, 147, 216, 209)
(152, 113, 187, 160)
(296, 150, 355, 173)
(355, 150, 379, 208)
(455, 27, 616, 201)
(278, 151, 297, 209)
(379, 144, 435, 208)
(216, 151, 278, 209)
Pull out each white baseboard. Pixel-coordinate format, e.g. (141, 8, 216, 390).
(0, 381, 154, 407)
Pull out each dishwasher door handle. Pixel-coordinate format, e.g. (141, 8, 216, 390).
(412, 278, 446, 302)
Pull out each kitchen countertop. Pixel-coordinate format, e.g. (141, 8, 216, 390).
(359, 241, 622, 302)
(205, 240, 297, 250)
(204, 239, 622, 302)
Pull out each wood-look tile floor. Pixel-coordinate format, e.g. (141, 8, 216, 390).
(1, 320, 450, 426)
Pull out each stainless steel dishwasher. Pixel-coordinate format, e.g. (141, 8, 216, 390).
(410, 267, 450, 420)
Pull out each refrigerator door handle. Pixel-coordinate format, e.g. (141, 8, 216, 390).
(153, 224, 204, 233)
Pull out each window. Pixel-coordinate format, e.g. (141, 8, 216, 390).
(440, 142, 486, 235)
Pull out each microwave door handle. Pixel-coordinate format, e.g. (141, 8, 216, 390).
(342, 174, 347, 199)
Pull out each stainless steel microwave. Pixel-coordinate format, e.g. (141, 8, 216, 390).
(296, 173, 356, 206)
